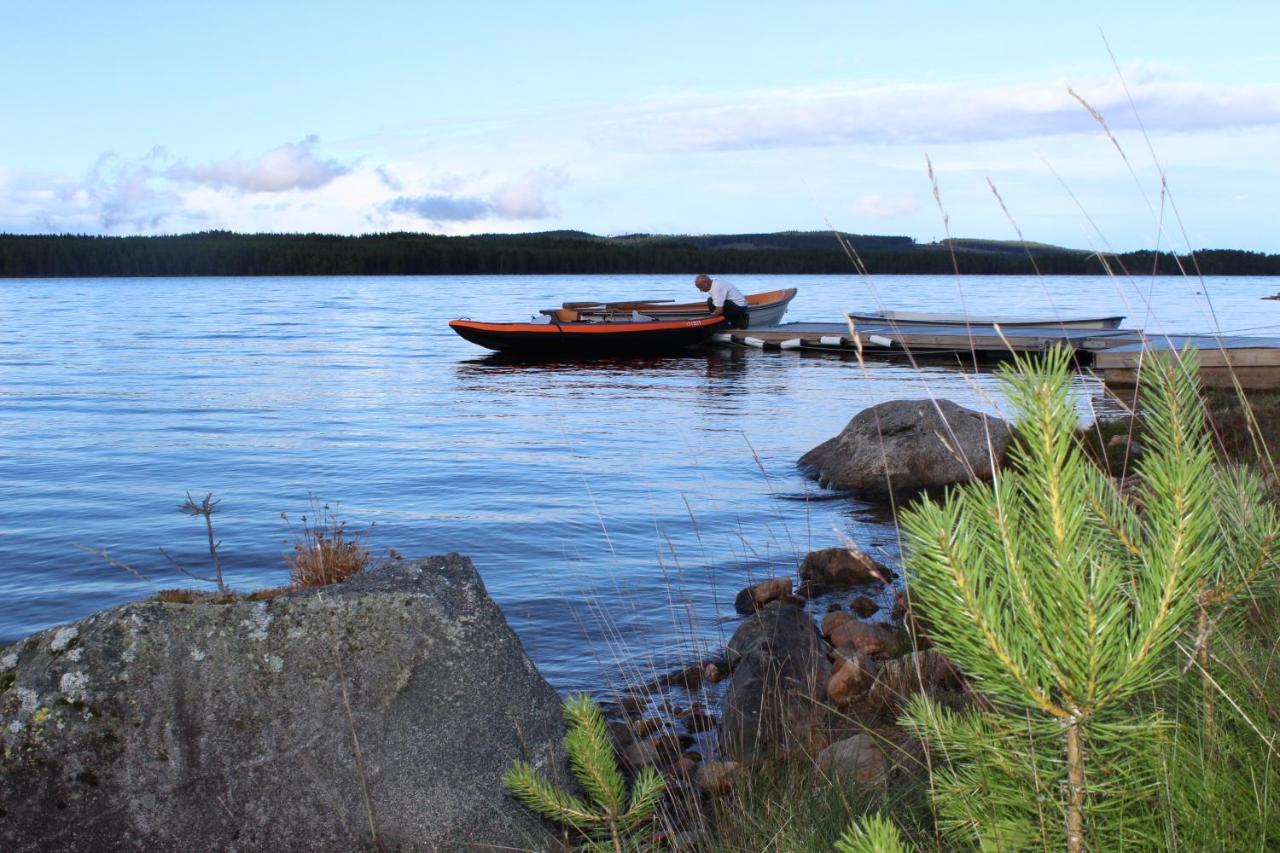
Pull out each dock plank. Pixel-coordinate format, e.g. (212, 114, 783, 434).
(725, 320, 1280, 389)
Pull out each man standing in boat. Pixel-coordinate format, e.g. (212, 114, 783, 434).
(694, 274, 749, 329)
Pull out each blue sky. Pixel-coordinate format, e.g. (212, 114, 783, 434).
(2, 1, 1278, 250)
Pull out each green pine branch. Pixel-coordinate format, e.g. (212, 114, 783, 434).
(503, 693, 665, 851)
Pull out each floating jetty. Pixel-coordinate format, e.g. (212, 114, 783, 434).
(714, 321, 1280, 390)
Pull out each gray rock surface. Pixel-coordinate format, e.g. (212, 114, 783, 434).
(799, 399, 1011, 497)
(0, 555, 567, 852)
(817, 734, 887, 789)
(718, 602, 830, 760)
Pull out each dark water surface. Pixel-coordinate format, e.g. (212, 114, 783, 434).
(2, 273, 1276, 693)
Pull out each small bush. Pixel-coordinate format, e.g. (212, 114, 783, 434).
(284, 501, 389, 588)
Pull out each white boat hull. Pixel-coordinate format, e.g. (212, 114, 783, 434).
(846, 310, 1124, 330)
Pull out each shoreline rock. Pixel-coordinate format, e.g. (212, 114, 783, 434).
(800, 398, 1012, 498)
(719, 601, 831, 760)
(0, 555, 567, 852)
(800, 546, 893, 586)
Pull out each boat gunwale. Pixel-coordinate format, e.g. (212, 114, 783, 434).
(449, 315, 727, 336)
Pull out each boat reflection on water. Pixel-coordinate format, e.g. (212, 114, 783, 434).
(456, 346, 748, 375)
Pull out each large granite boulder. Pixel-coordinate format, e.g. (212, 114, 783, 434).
(718, 602, 831, 760)
(799, 399, 1011, 498)
(0, 555, 567, 852)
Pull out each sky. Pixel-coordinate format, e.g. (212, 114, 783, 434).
(2, 1, 1278, 251)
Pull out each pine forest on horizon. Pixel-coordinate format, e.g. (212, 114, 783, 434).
(2, 230, 1278, 278)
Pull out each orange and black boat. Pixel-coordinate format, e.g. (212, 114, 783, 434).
(449, 310, 727, 355)
(565, 287, 797, 327)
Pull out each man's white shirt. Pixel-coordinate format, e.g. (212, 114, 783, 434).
(708, 278, 746, 307)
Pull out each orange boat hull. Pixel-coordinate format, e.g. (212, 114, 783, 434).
(449, 315, 726, 355)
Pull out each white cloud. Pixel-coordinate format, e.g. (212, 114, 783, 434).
(167, 136, 350, 193)
(491, 171, 565, 219)
(598, 77, 1280, 152)
(853, 194, 917, 218)
(81, 148, 187, 230)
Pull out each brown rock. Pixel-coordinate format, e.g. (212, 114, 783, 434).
(828, 650, 877, 707)
(678, 709, 717, 733)
(733, 577, 794, 614)
(865, 649, 961, 714)
(608, 720, 635, 753)
(669, 757, 698, 778)
(826, 602, 844, 613)
(817, 734, 888, 788)
(891, 588, 909, 621)
(648, 732, 692, 763)
(822, 609, 854, 639)
(702, 662, 726, 684)
(622, 740, 663, 772)
(719, 602, 831, 760)
(631, 717, 665, 738)
(662, 663, 706, 690)
(695, 761, 740, 795)
(850, 595, 879, 618)
(796, 579, 833, 598)
(829, 620, 908, 659)
(893, 588, 934, 646)
(617, 692, 649, 716)
(800, 547, 892, 586)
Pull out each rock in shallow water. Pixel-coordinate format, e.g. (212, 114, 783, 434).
(0, 555, 567, 852)
(800, 547, 892, 586)
(733, 576, 794, 614)
(800, 398, 1011, 498)
(719, 602, 830, 760)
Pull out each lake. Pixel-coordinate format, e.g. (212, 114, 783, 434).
(2, 273, 1275, 694)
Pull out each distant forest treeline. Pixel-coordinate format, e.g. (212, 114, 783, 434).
(2, 230, 1278, 277)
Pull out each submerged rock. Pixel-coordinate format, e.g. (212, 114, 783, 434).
(0, 555, 566, 852)
(800, 398, 1011, 498)
(850, 595, 880, 618)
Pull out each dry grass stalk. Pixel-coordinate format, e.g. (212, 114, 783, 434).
(283, 500, 392, 588)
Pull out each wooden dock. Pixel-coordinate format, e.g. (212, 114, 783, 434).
(715, 322, 1280, 389)
(1092, 334, 1280, 389)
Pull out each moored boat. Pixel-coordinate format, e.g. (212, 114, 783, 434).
(564, 288, 797, 328)
(449, 311, 726, 355)
(846, 309, 1124, 330)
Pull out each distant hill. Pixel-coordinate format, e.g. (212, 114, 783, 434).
(1, 230, 1277, 277)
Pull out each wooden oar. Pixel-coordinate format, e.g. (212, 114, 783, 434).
(562, 299, 677, 310)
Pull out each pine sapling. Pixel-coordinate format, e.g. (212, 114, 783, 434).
(503, 693, 665, 852)
(896, 346, 1251, 851)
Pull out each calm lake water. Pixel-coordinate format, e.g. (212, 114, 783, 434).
(2, 273, 1276, 693)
